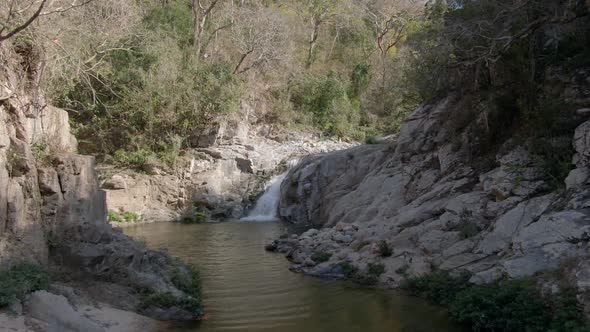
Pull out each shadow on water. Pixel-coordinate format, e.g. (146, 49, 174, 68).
(124, 221, 463, 332)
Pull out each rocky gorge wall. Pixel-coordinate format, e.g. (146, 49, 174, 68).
(273, 65, 590, 308)
(0, 45, 203, 328)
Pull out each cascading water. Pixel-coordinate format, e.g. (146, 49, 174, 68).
(240, 172, 287, 222)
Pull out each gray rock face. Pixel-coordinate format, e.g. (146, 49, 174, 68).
(27, 291, 105, 332)
(276, 91, 590, 302)
(0, 47, 202, 321)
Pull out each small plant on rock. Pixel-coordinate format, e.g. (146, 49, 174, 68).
(122, 211, 140, 222)
(458, 220, 479, 239)
(378, 240, 393, 257)
(108, 210, 140, 223)
(338, 261, 359, 278)
(311, 251, 332, 263)
(31, 142, 59, 167)
(107, 210, 123, 222)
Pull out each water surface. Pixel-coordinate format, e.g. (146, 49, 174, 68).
(124, 221, 461, 332)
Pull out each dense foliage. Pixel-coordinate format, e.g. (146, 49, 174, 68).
(404, 272, 590, 332)
(2, 0, 588, 171)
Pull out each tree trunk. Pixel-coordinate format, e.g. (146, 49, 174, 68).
(234, 49, 253, 74)
(380, 52, 387, 115)
(306, 19, 321, 69)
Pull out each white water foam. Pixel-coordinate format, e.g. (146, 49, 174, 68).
(240, 172, 287, 222)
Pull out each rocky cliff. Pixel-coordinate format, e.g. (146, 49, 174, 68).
(272, 63, 590, 308)
(0, 44, 202, 328)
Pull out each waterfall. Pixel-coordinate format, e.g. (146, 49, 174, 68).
(240, 172, 287, 222)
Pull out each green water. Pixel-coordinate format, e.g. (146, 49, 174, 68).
(124, 221, 461, 332)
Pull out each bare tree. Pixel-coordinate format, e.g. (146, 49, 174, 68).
(34, 0, 140, 105)
(364, 0, 421, 112)
(0, 0, 96, 43)
(298, 0, 340, 68)
(229, 6, 288, 74)
(190, 0, 225, 57)
(0, 0, 48, 42)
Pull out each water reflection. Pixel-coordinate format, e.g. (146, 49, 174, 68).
(124, 221, 462, 332)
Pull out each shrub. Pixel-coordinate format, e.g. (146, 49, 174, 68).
(57, 12, 243, 163)
(140, 292, 178, 309)
(289, 72, 362, 138)
(171, 265, 202, 311)
(378, 240, 393, 257)
(311, 251, 332, 263)
(335, 261, 384, 286)
(6, 147, 26, 177)
(450, 279, 549, 332)
(121, 211, 140, 222)
(141, 291, 201, 312)
(0, 264, 50, 307)
(405, 271, 590, 332)
(350, 63, 371, 98)
(31, 142, 59, 167)
(107, 210, 123, 222)
(365, 135, 378, 145)
(112, 149, 154, 170)
(108, 210, 140, 223)
(529, 136, 575, 190)
(337, 261, 359, 278)
(141, 261, 202, 313)
(179, 207, 208, 224)
(458, 220, 479, 239)
(402, 270, 470, 305)
(548, 289, 590, 332)
(367, 262, 385, 276)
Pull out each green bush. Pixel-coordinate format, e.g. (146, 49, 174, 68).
(450, 279, 549, 332)
(141, 291, 201, 312)
(337, 261, 359, 278)
(108, 210, 140, 223)
(350, 63, 371, 98)
(56, 1, 242, 164)
(289, 72, 362, 138)
(171, 265, 202, 311)
(112, 149, 154, 170)
(31, 142, 59, 167)
(0, 264, 50, 307)
(311, 251, 332, 263)
(140, 292, 178, 309)
(107, 210, 123, 222)
(141, 261, 201, 313)
(353, 263, 386, 286)
(122, 211, 140, 222)
(548, 289, 590, 332)
(335, 261, 385, 286)
(405, 271, 590, 332)
(402, 271, 470, 305)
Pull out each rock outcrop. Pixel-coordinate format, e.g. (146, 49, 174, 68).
(0, 44, 201, 323)
(273, 70, 590, 307)
(100, 111, 352, 223)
